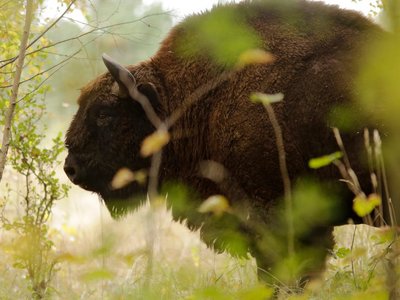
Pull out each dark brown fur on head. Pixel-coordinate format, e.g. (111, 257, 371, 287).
(65, 70, 160, 202)
(64, 0, 384, 285)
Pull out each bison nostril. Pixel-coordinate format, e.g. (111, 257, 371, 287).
(64, 165, 76, 179)
(64, 154, 80, 183)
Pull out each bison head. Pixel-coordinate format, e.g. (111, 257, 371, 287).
(64, 55, 161, 209)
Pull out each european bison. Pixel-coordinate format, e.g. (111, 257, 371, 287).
(64, 0, 384, 285)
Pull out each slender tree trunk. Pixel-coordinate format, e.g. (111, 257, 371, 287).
(0, 0, 35, 182)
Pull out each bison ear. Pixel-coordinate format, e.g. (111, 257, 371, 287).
(102, 53, 136, 98)
(137, 83, 161, 114)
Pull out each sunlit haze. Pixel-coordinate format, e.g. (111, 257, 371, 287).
(142, 0, 376, 21)
(42, 1, 378, 31)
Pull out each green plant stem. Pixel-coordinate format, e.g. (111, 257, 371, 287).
(264, 104, 294, 258)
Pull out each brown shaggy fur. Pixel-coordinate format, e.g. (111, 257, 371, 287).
(65, 0, 383, 285)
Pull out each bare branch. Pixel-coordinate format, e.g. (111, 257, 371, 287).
(263, 103, 294, 258)
(0, 48, 81, 89)
(28, 0, 78, 50)
(9, 34, 103, 98)
(0, 12, 169, 70)
(0, 0, 77, 67)
(0, 0, 35, 182)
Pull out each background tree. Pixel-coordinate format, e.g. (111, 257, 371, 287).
(0, 0, 172, 298)
(44, 0, 172, 127)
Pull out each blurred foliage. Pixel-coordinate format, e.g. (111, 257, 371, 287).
(380, 0, 400, 32)
(353, 194, 381, 217)
(0, 1, 73, 298)
(141, 129, 171, 157)
(176, 5, 262, 67)
(354, 0, 400, 221)
(1, 0, 400, 299)
(356, 34, 400, 130)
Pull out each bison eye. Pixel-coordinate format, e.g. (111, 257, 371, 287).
(96, 111, 114, 127)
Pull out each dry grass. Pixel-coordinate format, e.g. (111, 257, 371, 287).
(0, 187, 398, 299)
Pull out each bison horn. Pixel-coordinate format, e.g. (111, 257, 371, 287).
(102, 53, 137, 99)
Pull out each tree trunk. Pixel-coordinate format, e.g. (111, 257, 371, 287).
(0, 0, 35, 182)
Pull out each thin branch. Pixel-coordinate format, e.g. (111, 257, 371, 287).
(264, 103, 294, 258)
(0, 0, 77, 67)
(0, 12, 169, 69)
(17, 63, 66, 103)
(374, 129, 397, 226)
(14, 23, 104, 96)
(148, 151, 163, 202)
(0, 0, 35, 182)
(0, 48, 81, 89)
(28, 0, 78, 50)
(333, 127, 352, 173)
(39, 50, 98, 60)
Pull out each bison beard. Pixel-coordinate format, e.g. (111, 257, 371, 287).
(64, 0, 385, 286)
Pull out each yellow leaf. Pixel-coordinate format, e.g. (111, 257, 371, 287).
(198, 195, 230, 216)
(250, 92, 284, 105)
(56, 252, 86, 264)
(140, 130, 170, 157)
(81, 268, 115, 282)
(236, 48, 275, 68)
(133, 169, 148, 185)
(353, 193, 381, 217)
(368, 193, 382, 206)
(111, 168, 135, 189)
(61, 224, 77, 236)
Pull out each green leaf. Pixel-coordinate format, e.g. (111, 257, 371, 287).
(141, 129, 170, 157)
(56, 252, 86, 264)
(178, 7, 262, 67)
(191, 287, 228, 300)
(236, 48, 275, 68)
(308, 152, 343, 169)
(237, 285, 274, 300)
(12, 262, 26, 269)
(250, 92, 284, 105)
(81, 268, 115, 282)
(353, 194, 381, 217)
(336, 247, 351, 258)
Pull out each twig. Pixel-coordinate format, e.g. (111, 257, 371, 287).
(0, 12, 169, 69)
(263, 103, 294, 258)
(0, 0, 35, 182)
(374, 130, 397, 226)
(16, 33, 103, 102)
(333, 127, 352, 172)
(29, 1, 78, 53)
(147, 142, 164, 202)
(0, 0, 76, 68)
(0, 48, 82, 89)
